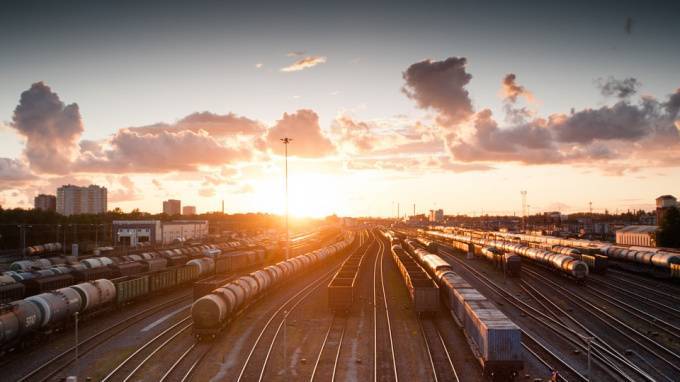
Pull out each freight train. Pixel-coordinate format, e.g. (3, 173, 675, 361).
(191, 232, 355, 340)
(0, 247, 268, 353)
(384, 232, 523, 380)
(425, 230, 589, 281)
(1, 243, 268, 303)
(463, 228, 680, 277)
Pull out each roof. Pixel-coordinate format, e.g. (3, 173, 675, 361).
(656, 195, 677, 200)
(616, 225, 658, 234)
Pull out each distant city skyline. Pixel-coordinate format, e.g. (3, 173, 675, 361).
(0, 0, 679, 217)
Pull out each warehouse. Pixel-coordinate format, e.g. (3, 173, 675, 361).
(113, 220, 209, 246)
(615, 225, 658, 247)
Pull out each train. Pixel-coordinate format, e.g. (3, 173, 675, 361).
(191, 232, 355, 340)
(23, 242, 63, 257)
(425, 230, 589, 281)
(391, 241, 440, 314)
(479, 247, 522, 277)
(0, 246, 270, 353)
(458, 228, 680, 277)
(384, 232, 523, 380)
(1, 243, 269, 304)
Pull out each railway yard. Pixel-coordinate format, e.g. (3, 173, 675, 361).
(1, 225, 679, 381)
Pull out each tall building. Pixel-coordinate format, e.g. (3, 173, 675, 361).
(182, 205, 196, 215)
(34, 194, 56, 211)
(56, 185, 107, 216)
(163, 199, 181, 215)
(429, 209, 444, 222)
(656, 195, 678, 226)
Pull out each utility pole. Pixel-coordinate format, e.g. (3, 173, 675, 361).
(520, 190, 527, 231)
(280, 137, 293, 260)
(74, 312, 79, 377)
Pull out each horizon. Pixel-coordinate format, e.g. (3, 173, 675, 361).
(1, 0, 679, 217)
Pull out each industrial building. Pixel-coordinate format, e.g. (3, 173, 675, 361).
(34, 194, 56, 212)
(656, 195, 679, 226)
(183, 205, 196, 215)
(112, 219, 208, 246)
(616, 225, 658, 247)
(163, 199, 181, 215)
(56, 185, 107, 216)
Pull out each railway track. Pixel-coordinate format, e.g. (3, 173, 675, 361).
(418, 318, 459, 382)
(436, 246, 638, 381)
(606, 269, 680, 296)
(308, 316, 348, 382)
(159, 341, 214, 382)
(235, 236, 369, 382)
(17, 293, 192, 382)
(523, 267, 680, 381)
(100, 317, 192, 382)
(373, 233, 398, 382)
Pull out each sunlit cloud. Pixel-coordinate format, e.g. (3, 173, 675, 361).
(281, 56, 327, 72)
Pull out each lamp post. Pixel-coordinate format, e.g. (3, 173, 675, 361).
(280, 137, 292, 260)
(74, 311, 79, 377)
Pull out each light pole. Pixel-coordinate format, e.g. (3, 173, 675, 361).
(280, 137, 292, 260)
(74, 311, 79, 377)
(283, 309, 288, 377)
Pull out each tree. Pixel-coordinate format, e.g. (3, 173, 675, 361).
(657, 206, 680, 248)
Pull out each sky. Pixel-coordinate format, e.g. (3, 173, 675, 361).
(1, 0, 679, 217)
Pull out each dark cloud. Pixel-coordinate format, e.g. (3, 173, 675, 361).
(0, 158, 35, 185)
(402, 57, 474, 128)
(597, 77, 641, 98)
(11, 82, 83, 174)
(449, 110, 562, 164)
(624, 17, 633, 35)
(553, 101, 650, 143)
(449, 93, 680, 167)
(266, 109, 335, 157)
(665, 88, 680, 118)
(502, 74, 533, 103)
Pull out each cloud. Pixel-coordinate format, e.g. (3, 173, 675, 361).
(287, 51, 305, 57)
(126, 112, 265, 138)
(109, 176, 141, 202)
(0, 158, 35, 188)
(76, 128, 252, 172)
(11, 82, 83, 174)
(346, 155, 491, 173)
(448, 91, 680, 168)
(402, 57, 474, 128)
(255, 63, 264, 69)
(198, 187, 216, 197)
(281, 56, 327, 72)
(331, 116, 376, 153)
(597, 77, 641, 99)
(502, 74, 533, 103)
(152, 179, 164, 190)
(449, 110, 562, 164)
(266, 109, 335, 157)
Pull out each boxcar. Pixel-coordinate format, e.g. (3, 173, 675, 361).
(114, 275, 149, 304)
(0, 283, 25, 304)
(177, 264, 200, 284)
(149, 269, 177, 293)
(72, 266, 114, 282)
(22, 274, 74, 296)
(328, 270, 356, 313)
